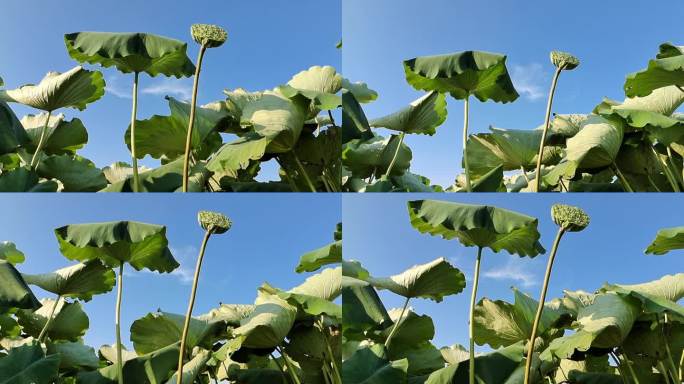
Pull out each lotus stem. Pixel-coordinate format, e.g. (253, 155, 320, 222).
(524, 228, 566, 384)
(278, 346, 302, 384)
(468, 246, 483, 384)
(609, 352, 629, 384)
(30, 110, 52, 170)
(383, 132, 406, 179)
(534, 68, 563, 192)
(37, 294, 61, 343)
(661, 314, 680, 383)
(462, 96, 472, 192)
(651, 146, 680, 192)
(327, 110, 336, 127)
(384, 297, 410, 348)
(621, 349, 641, 384)
(115, 263, 124, 384)
(177, 228, 214, 384)
(666, 147, 684, 190)
(292, 151, 317, 192)
(611, 163, 634, 192)
(659, 361, 672, 384)
(679, 348, 684, 383)
(321, 322, 341, 384)
(182, 44, 207, 193)
(130, 72, 141, 193)
(270, 353, 288, 382)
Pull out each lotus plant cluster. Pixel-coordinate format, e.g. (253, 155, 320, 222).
(0, 26, 343, 192)
(343, 43, 684, 192)
(0, 218, 342, 383)
(342, 199, 684, 383)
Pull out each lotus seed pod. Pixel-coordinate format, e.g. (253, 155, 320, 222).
(198, 210, 231, 234)
(191, 24, 228, 48)
(550, 51, 579, 70)
(551, 204, 589, 232)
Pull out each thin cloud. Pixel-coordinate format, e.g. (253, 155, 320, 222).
(483, 255, 539, 287)
(510, 63, 546, 101)
(105, 75, 132, 99)
(141, 78, 193, 100)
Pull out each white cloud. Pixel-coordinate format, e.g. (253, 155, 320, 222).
(141, 78, 193, 100)
(104, 74, 193, 101)
(483, 255, 539, 287)
(510, 63, 546, 101)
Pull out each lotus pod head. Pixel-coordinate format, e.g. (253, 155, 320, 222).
(550, 51, 579, 70)
(191, 24, 228, 48)
(198, 210, 231, 234)
(551, 204, 589, 232)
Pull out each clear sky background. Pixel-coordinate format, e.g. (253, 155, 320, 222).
(343, 0, 684, 187)
(1, 194, 340, 350)
(343, 194, 684, 350)
(0, 0, 341, 180)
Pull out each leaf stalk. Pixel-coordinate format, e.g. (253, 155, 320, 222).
(182, 44, 208, 193)
(534, 67, 563, 192)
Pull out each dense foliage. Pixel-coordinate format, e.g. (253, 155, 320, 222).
(342, 199, 684, 383)
(0, 219, 342, 383)
(342, 43, 684, 192)
(0, 28, 342, 192)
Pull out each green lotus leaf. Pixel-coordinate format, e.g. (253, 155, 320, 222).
(290, 266, 342, 301)
(64, 32, 195, 77)
(0, 343, 60, 384)
(36, 154, 107, 192)
(605, 85, 684, 118)
(260, 280, 341, 319)
(20, 113, 88, 156)
(0, 260, 40, 309)
(0, 66, 104, 112)
(130, 311, 225, 354)
(469, 163, 505, 192)
(645, 226, 684, 255)
(76, 343, 179, 384)
(342, 78, 378, 103)
(440, 344, 469, 365)
(474, 287, 568, 349)
(549, 114, 588, 141)
(54, 221, 179, 272)
(477, 127, 563, 172)
(0, 100, 29, 155)
(565, 116, 624, 169)
(343, 134, 412, 178)
(102, 157, 208, 192)
(295, 240, 341, 273)
(0, 309, 21, 338)
(424, 342, 525, 384)
(370, 91, 447, 135)
(622, 321, 684, 380)
(603, 273, 684, 304)
(98, 344, 137, 365)
(567, 371, 623, 384)
(202, 304, 255, 327)
(404, 51, 519, 102)
(366, 257, 465, 302)
(342, 344, 409, 384)
(341, 90, 373, 143)
(22, 260, 115, 301)
(125, 96, 229, 160)
(381, 309, 435, 354)
(16, 299, 88, 341)
(285, 326, 329, 374)
(0, 241, 24, 265)
(341, 276, 392, 339)
(277, 65, 342, 117)
(232, 294, 297, 349)
(241, 91, 307, 153)
(206, 132, 270, 176)
(407, 200, 546, 257)
(46, 341, 99, 371)
(625, 43, 684, 97)
(0, 167, 58, 192)
(164, 349, 212, 384)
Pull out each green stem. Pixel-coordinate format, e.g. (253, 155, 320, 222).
(621, 350, 641, 384)
(130, 72, 141, 193)
(679, 348, 684, 384)
(320, 320, 341, 384)
(661, 314, 680, 383)
(468, 246, 483, 384)
(659, 361, 672, 384)
(384, 297, 410, 348)
(327, 110, 336, 127)
(534, 67, 562, 192)
(612, 162, 634, 192)
(177, 229, 214, 384)
(182, 44, 207, 193)
(278, 347, 302, 384)
(609, 352, 629, 384)
(521, 166, 531, 184)
(37, 294, 61, 343)
(652, 146, 680, 192)
(30, 110, 53, 170)
(115, 263, 124, 384)
(321, 363, 333, 384)
(666, 146, 684, 190)
(270, 353, 288, 382)
(292, 151, 316, 192)
(463, 96, 472, 192)
(524, 228, 566, 384)
(383, 132, 406, 179)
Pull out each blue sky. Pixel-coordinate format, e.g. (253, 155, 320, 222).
(343, 193, 684, 350)
(0, 0, 341, 180)
(343, 0, 684, 187)
(1, 194, 340, 350)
